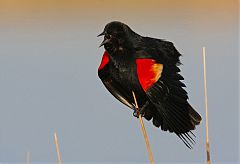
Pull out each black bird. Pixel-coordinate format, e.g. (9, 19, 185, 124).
(97, 21, 201, 148)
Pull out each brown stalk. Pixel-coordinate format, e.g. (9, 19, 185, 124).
(132, 91, 154, 164)
(203, 47, 211, 164)
(54, 132, 62, 164)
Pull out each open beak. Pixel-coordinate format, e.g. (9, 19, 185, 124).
(97, 31, 104, 37)
(99, 38, 110, 47)
(98, 31, 111, 47)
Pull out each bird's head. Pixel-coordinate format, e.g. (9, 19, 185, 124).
(98, 21, 136, 53)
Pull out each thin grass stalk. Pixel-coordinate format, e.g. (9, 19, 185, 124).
(203, 47, 211, 164)
(132, 91, 154, 164)
(26, 151, 30, 164)
(54, 132, 62, 164)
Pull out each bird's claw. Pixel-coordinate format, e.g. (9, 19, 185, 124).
(133, 107, 145, 118)
(132, 101, 149, 118)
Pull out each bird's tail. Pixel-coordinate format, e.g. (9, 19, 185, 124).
(175, 104, 202, 149)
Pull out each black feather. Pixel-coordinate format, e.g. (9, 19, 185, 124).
(98, 21, 202, 149)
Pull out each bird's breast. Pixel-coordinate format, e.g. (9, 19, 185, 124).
(112, 58, 144, 92)
(113, 63, 133, 82)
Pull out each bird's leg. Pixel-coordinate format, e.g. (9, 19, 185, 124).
(133, 101, 149, 118)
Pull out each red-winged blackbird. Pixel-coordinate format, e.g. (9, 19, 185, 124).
(97, 21, 201, 148)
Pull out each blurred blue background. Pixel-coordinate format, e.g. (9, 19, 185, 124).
(0, 0, 238, 163)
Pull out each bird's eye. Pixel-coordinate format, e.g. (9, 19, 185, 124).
(105, 34, 111, 39)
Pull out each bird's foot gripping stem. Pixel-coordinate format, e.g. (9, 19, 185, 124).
(132, 101, 149, 118)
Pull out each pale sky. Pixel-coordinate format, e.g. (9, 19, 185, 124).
(0, 0, 238, 163)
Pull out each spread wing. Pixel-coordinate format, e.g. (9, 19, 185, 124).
(135, 43, 201, 148)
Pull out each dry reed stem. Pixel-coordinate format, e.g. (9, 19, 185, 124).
(54, 132, 62, 164)
(203, 47, 211, 164)
(132, 91, 154, 164)
(26, 151, 30, 164)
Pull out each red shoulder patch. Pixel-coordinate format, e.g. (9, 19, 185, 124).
(98, 51, 110, 70)
(136, 59, 163, 92)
